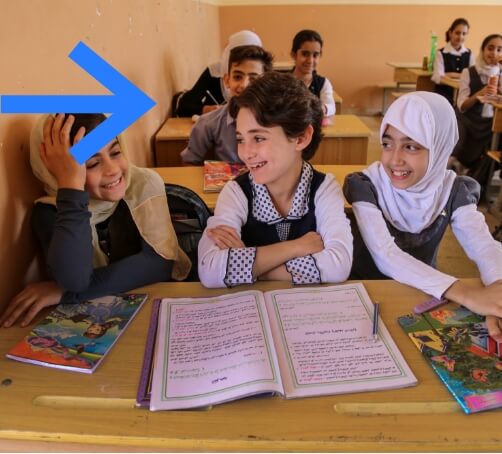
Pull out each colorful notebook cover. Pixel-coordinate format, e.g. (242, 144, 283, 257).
(398, 303, 502, 414)
(203, 160, 247, 193)
(136, 298, 161, 407)
(6, 293, 148, 374)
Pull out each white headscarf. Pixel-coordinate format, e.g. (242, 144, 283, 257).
(364, 92, 458, 233)
(475, 50, 501, 80)
(208, 30, 262, 101)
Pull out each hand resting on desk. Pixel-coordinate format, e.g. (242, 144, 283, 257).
(0, 281, 63, 328)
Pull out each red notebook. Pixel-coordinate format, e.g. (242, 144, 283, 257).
(203, 160, 247, 193)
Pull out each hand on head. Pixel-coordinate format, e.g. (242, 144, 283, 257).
(0, 281, 63, 328)
(40, 114, 86, 190)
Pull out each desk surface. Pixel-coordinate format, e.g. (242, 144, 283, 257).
(386, 61, 422, 69)
(154, 164, 364, 210)
(156, 114, 368, 141)
(1, 279, 501, 452)
(441, 76, 460, 89)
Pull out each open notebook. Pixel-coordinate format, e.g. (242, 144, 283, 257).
(140, 283, 417, 411)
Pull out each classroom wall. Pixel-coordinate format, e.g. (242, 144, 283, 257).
(0, 0, 220, 309)
(219, 4, 502, 114)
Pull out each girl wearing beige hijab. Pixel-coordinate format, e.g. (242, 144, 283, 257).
(0, 113, 190, 328)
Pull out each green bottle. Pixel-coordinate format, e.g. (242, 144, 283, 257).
(428, 32, 437, 72)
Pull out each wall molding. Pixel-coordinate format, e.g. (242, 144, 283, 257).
(203, 0, 502, 5)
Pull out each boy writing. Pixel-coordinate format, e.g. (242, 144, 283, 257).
(180, 45, 273, 165)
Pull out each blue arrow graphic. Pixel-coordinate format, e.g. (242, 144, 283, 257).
(0, 41, 156, 163)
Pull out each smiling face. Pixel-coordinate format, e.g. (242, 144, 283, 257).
(236, 107, 307, 193)
(84, 138, 128, 201)
(291, 40, 322, 77)
(224, 59, 265, 98)
(380, 125, 429, 190)
(448, 24, 469, 50)
(481, 36, 502, 66)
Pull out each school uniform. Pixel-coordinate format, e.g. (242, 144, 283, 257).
(343, 92, 502, 299)
(431, 43, 474, 104)
(198, 161, 353, 288)
(454, 64, 502, 168)
(32, 190, 173, 304)
(294, 70, 336, 116)
(180, 104, 240, 164)
(175, 67, 225, 117)
(29, 115, 191, 305)
(175, 30, 262, 117)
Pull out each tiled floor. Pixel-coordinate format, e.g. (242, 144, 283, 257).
(358, 115, 500, 278)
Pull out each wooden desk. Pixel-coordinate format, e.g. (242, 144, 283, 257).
(333, 90, 343, 114)
(2, 279, 501, 452)
(155, 115, 369, 167)
(154, 164, 365, 210)
(273, 60, 294, 72)
(386, 62, 422, 86)
(442, 76, 461, 104)
(408, 68, 435, 92)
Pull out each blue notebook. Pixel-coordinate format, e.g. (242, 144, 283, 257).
(398, 303, 502, 413)
(7, 293, 147, 373)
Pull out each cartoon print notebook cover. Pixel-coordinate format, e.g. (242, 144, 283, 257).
(398, 303, 502, 414)
(203, 160, 247, 193)
(6, 293, 148, 374)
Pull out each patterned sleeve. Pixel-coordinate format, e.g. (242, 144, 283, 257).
(285, 255, 321, 285)
(198, 181, 250, 288)
(224, 247, 257, 287)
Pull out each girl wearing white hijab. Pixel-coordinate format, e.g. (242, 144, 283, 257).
(0, 114, 190, 328)
(176, 30, 262, 117)
(453, 34, 502, 172)
(343, 91, 502, 339)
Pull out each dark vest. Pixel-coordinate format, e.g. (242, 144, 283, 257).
(348, 175, 478, 280)
(465, 66, 486, 118)
(235, 169, 325, 247)
(435, 49, 471, 105)
(96, 200, 142, 262)
(309, 72, 326, 97)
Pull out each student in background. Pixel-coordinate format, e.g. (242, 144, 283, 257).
(290, 29, 336, 117)
(180, 45, 273, 165)
(175, 30, 262, 117)
(343, 92, 502, 339)
(198, 72, 352, 288)
(0, 114, 190, 328)
(431, 18, 475, 105)
(453, 34, 502, 185)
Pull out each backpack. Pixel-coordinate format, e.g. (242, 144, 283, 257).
(165, 183, 211, 281)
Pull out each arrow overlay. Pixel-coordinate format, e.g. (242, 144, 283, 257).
(0, 41, 156, 163)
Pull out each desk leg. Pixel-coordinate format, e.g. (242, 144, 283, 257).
(491, 132, 500, 151)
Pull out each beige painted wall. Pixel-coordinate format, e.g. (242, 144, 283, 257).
(219, 4, 502, 114)
(0, 0, 220, 308)
(1, 1, 500, 310)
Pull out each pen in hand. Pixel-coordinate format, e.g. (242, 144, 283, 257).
(205, 90, 220, 105)
(372, 301, 380, 342)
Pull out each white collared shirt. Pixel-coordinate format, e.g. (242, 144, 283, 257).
(431, 43, 475, 84)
